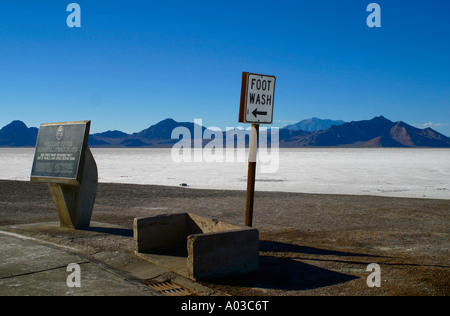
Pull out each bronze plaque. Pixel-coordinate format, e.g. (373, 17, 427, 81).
(31, 121, 90, 185)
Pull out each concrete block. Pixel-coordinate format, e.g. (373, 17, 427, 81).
(134, 213, 259, 281)
(134, 214, 187, 253)
(187, 229, 259, 281)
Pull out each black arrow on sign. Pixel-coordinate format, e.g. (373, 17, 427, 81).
(252, 108, 267, 118)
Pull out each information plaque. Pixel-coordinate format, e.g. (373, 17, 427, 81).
(30, 120, 97, 229)
(31, 121, 90, 185)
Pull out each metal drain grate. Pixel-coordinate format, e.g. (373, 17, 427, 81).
(145, 280, 194, 296)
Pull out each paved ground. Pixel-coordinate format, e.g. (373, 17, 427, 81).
(0, 231, 153, 296)
(0, 222, 213, 296)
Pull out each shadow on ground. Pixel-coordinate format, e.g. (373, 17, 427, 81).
(259, 240, 373, 257)
(81, 226, 133, 237)
(77, 228, 369, 292)
(208, 240, 372, 292)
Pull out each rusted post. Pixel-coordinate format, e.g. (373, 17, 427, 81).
(245, 123, 259, 227)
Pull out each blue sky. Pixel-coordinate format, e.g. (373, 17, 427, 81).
(1, 0, 449, 135)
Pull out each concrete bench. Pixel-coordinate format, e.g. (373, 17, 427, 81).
(134, 213, 259, 281)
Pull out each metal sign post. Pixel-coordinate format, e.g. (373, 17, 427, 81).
(239, 72, 276, 227)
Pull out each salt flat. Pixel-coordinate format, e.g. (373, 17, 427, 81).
(0, 148, 449, 200)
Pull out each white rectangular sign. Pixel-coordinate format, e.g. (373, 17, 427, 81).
(240, 73, 276, 124)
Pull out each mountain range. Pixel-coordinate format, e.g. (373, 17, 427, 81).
(283, 117, 346, 132)
(1, 116, 449, 148)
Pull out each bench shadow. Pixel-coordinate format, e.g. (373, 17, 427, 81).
(81, 229, 372, 291)
(210, 240, 372, 291)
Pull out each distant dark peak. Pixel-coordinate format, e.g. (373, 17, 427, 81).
(283, 117, 346, 132)
(10, 120, 26, 125)
(2, 120, 28, 130)
(159, 118, 177, 124)
(368, 116, 395, 129)
(0, 120, 38, 147)
(372, 115, 390, 122)
(149, 118, 180, 129)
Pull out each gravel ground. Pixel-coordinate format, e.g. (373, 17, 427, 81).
(0, 180, 448, 296)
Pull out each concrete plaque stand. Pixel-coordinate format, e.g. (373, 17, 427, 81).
(47, 148, 98, 229)
(30, 121, 97, 229)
